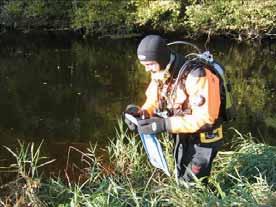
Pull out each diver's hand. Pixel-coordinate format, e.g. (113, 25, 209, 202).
(124, 104, 141, 117)
(138, 117, 166, 134)
(123, 104, 150, 131)
(123, 104, 139, 131)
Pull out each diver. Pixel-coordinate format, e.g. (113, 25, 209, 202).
(124, 35, 233, 185)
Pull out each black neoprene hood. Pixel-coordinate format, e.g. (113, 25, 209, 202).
(137, 35, 170, 69)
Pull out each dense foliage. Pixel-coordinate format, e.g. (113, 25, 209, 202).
(186, 0, 276, 39)
(1, 0, 276, 39)
(0, 0, 72, 30)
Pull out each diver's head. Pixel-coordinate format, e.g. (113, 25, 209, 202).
(137, 35, 171, 73)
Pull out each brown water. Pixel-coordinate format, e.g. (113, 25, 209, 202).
(0, 32, 276, 176)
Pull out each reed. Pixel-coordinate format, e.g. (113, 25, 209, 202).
(0, 123, 275, 207)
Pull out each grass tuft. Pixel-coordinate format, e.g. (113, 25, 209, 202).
(0, 123, 275, 206)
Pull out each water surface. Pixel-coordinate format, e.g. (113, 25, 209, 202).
(0, 32, 275, 171)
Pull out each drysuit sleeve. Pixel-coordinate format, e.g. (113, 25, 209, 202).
(165, 68, 221, 134)
(141, 80, 159, 116)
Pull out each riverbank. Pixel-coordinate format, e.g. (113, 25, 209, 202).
(0, 121, 275, 206)
(1, 1, 276, 41)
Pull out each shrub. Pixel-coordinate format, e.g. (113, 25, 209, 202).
(186, 0, 276, 39)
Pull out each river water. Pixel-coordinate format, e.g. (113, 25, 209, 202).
(0, 32, 276, 172)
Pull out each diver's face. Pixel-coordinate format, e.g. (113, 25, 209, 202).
(140, 61, 161, 73)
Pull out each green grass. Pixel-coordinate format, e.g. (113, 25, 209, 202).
(0, 121, 275, 207)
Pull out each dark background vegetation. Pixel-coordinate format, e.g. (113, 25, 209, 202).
(1, 0, 276, 40)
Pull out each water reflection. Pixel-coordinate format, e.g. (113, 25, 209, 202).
(0, 33, 146, 147)
(0, 33, 275, 151)
(210, 38, 276, 144)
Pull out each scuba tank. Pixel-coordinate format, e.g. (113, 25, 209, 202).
(167, 41, 235, 122)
